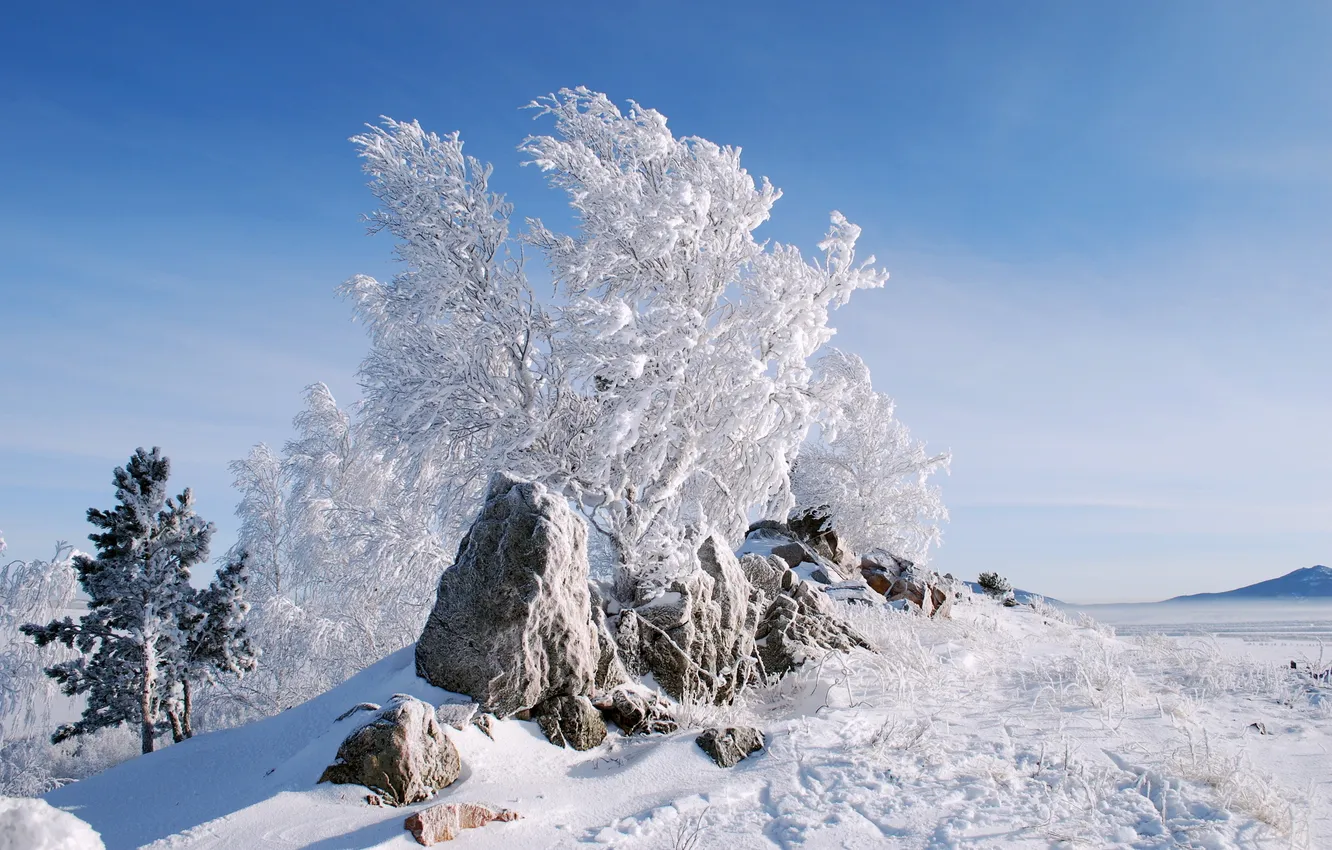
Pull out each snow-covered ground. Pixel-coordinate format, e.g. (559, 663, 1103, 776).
(45, 596, 1330, 849)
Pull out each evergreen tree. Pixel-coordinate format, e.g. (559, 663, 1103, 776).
(23, 448, 214, 754)
(171, 554, 258, 739)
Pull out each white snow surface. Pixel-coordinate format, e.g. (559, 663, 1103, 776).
(0, 795, 104, 850)
(44, 598, 1330, 849)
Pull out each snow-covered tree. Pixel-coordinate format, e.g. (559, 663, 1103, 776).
(170, 555, 257, 740)
(0, 536, 82, 795)
(341, 120, 562, 549)
(1, 538, 79, 740)
(225, 385, 444, 717)
(22, 448, 215, 754)
(343, 88, 890, 596)
(792, 350, 949, 562)
(523, 90, 890, 587)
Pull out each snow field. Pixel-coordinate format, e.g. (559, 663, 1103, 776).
(46, 595, 1329, 849)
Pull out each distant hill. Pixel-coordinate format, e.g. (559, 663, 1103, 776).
(1166, 565, 1332, 602)
(963, 582, 1063, 606)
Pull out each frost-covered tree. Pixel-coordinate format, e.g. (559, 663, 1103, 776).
(22, 448, 216, 754)
(522, 90, 889, 587)
(226, 385, 443, 717)
(170, 555, 257, 740)
(0, 536, 82, 795)
(792, 350, 949, 562)
(341, 120, 561, 549)
(343, 88, 890, 596)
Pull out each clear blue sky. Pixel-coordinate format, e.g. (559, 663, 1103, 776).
(2, 2, 1329, 602)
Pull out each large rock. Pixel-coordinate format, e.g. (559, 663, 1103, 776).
(404, 803, 519, 846)
(615, 535, 760, 702)
(695, 726, 765, 768)
(318, 695, 461, 806)
(755, 580, 874, 676)
(530, 694, 607, 750)
(416, 473, 602, 717)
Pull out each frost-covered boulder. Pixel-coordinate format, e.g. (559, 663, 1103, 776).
(0, 797, 104, 850)
(615, 535, 760, 702)
(318, 695, 461, 806)
(416, 473, 602, 717)
(787, 505, 855, 568)
(530, 694, 607, 750)
(741, 523, 849, 585)
(695, 726, 765, 768)
(404, 803, 519, 846)
(860, 551, 954, 618)
(595, 686, 678, 735)
(756, 580, 873, 676)
(739, 552, 786, 601)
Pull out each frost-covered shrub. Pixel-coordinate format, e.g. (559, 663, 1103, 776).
(976, 572, 1012, 598)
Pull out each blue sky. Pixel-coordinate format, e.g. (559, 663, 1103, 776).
(2, 2, 1329, 602)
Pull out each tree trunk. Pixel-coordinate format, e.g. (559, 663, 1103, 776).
(167, 706, 185, 743)
(140, 655, 156, 754)
(182, 679, 194, 739)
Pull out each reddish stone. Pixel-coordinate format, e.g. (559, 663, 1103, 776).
(404, 803, 519, 845)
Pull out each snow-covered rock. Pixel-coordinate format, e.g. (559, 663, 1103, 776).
(755, 580, 873, 676)
(415, 473, 602, 717)
(787, 504, 855, 569)
(595, 686, 678, 736)
(0, 796, 104, 850)
(318, 694, 461, 806)
(615, 534, 760, 702)
(529, 694, 606, 751)
(860, 550, 955, 618)
(695, 726, 765, 768)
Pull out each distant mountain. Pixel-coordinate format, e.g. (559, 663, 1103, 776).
(1166, 565, 1332, 602)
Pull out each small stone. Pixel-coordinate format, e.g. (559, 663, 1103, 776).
(695, 726, 765, 768)
(596, 687, 678, 735)
(404, 802, 520, 846)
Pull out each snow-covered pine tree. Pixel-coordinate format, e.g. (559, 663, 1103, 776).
(22, 448, 214, 754)
(171, 555, 257, 739)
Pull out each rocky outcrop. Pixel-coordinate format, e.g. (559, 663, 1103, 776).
(695, 726, 765, 768)
(787, 505, 855, 569)
(530, 695, 607, 750)
(614, 535, 760, 702)
(318, 695, 461, 806)
(739, 552, 786, 601)
(860, 551, 954, 618)
(595, 687, 678, 735)
(755, 580, 873, 676)
(416, 473, 603, 717)
(404, 803, 519, 846)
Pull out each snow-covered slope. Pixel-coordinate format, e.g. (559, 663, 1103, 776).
(1166, 565, 1332, 602)
(45, 599, 1330, 849)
